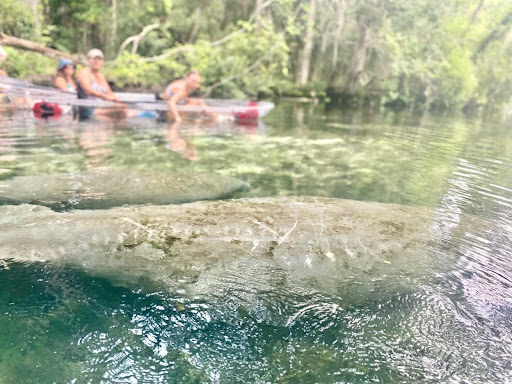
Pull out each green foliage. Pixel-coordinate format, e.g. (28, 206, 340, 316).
(2, 49, 55, 79)
(4, 0, 512, 109)
(0, 0, 38, 39)
(105, 53, 180, 88)
(436, 47, 477, 106)
(105, 21, 289, 98)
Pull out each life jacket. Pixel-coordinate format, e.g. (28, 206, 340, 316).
(32, 101, 62, 119)
(233, 101, 259, 121)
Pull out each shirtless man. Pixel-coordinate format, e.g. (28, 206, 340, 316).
(162, 71, 216, 122)
(0, 47, 8, 77)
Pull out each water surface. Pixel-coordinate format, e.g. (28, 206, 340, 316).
(1, 104, 512, 383)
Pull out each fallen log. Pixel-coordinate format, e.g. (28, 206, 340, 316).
(0, 33, 86, 65)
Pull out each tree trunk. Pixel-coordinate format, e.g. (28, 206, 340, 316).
(346, 17, 369, 94)
(220, 0, 229, 31)
(297, 0, 316, 86)
(474, 9, 512, 58)
(470, 0, 485, 25)
(241, 0, 251, 19)
(113, 0, 118, 46)
(0, 33, 86, 65)
(108, 0, 118, 57)
(20, 0, 41, 31)
(312, 24, 329, 81)
(188, 6, 202, 43)
(332, 0, 346, 68)
(255, 0, 264, 31)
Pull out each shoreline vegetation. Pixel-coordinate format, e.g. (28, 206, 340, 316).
(2, 0, 512, 115)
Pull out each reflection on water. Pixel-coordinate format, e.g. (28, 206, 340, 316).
(1, 104, 512, 382)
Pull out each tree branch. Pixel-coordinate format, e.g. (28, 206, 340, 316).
(474, 9, 512, 58)
(135, 45, 195, 63)
(0, 33, 86, 65)
(202, 1, 303, 96)
(202, 40, 280, 96)
(187, 6, 202, 43)
(470, 0, 485, 25)
(132, 0, 273, 64)
(211, 0, 273, 47)
(117, 23, 160, 56)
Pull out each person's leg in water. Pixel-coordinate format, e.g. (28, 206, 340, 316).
(94, 104, 127, 120)
(165, 120, 199, 161)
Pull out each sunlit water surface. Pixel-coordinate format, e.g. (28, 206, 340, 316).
(1, 104, 512, 383)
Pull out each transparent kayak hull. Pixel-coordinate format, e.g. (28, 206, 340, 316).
(0, 77, 274, 120)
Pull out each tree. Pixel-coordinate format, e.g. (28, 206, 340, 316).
(3, 0, 512, 109)
(296, 0, 316, 86)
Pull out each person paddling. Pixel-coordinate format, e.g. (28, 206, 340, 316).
(162, 71, 216, 122)
(54, 58, 77, 93)
(0, 47, 8, 77)
(76, 49, 126, 119)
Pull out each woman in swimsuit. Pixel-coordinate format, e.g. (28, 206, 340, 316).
(54, 58, 77, 93)
(162, 71, 216, 122)
(77, 49, 126, 120)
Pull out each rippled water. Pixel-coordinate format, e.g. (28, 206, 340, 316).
(1, 104, 512, 383)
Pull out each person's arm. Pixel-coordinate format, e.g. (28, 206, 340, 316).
(54, 77, 69, 92)
(166, 88, 186, 122)
(0, 69, 7, 77)
(102, 75, 119, 102)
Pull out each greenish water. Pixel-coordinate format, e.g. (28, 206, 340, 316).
(1, 104, 512, 383)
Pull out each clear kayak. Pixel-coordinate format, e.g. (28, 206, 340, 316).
(0, 77, 274, 120)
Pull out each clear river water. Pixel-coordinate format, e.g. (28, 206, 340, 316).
(0, 103, 511, 383)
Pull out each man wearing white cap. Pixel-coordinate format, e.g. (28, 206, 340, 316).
(0, 47, 8, 77)
(77, 48, 126, 119)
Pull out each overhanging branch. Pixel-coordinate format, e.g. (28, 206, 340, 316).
(118, 23, 160, 56)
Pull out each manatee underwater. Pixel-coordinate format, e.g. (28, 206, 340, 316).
(0, 169, 248, 208)
(0, 197, 468, 300)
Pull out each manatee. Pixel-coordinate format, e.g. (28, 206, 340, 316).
(0, 169, 248, 208)
(0, 197, 465, 299)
